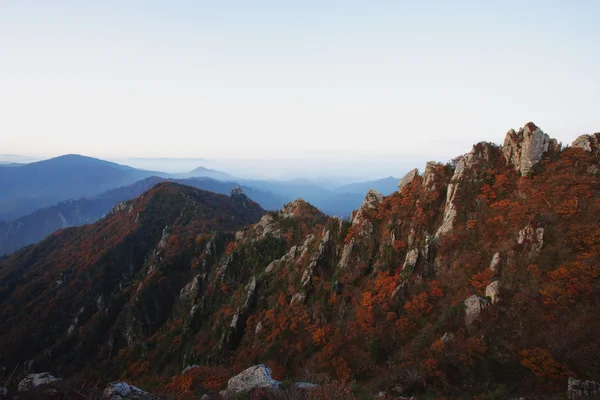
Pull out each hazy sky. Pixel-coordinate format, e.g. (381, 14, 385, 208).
(1, 1, 599, 168)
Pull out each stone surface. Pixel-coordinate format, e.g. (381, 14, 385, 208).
(403, 249, 419, 270)
(568, 377, 600, 399)
(503, 122, 556, 175)
(437, 143, 494, 237)
(103, 382, 151, 399)
(290, 292, 307, 306)
(464, 295, 487, 331)
(18, 373, 62, 393)
(486, 280, 501, 304)
(222, 365, 282, 395)
(398, 168, 419, 193)
(352, 189, 384, 226)
(490, 252, 501, 274)
(518, 225, 544, 258)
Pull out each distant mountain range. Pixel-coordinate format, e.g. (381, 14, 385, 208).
(0, 154, 162, 220)
(0, 176, 288, 256)
(0, 153, 402, 256)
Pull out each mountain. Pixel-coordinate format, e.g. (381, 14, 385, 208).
(1, 123, 600, 399)
(237, 178, 364, 217)
(174, 166, 237, 181)
(0, 154, 162, 220)
(334, 176, 400, 195)
(0, 176, 289, 256)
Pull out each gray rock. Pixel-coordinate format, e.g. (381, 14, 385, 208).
(103, 382, 151, 399)
(490, 252, 501, 274)
(290, 292, 307, 306)
(568, 377, 600, 399)
(464, 295, 487, 332)
(221, 365, 282, 396)
(352, 189, 384, 226)
(398, 168, 419, 193)
(403, 249, 419, 270)
(518, 225, 544, 258)
(486, 280, 501, 304)
(18, 373, 62, 393)
(295, 382, 318, 391)
(503, 122, 556, 175)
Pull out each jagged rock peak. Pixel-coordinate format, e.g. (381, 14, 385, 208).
(280, 198, 326, 221)
(229, 186, 245, 197)
(352, 189, 383, 226)
(229, 186, 253, 209)
(398, 168, 419, 193)
(502, 122, 559, 175)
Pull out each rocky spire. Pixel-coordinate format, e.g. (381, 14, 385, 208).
(502, 122, 559, 175)
(397, 168, 419, 193)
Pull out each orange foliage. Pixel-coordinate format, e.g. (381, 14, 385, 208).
(521, 348, 571, 381)
(469, 269, 494, 293)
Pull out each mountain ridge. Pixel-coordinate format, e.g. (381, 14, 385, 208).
(1, 123, 600, 399)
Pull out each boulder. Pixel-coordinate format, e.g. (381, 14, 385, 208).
(568, 377, 600, 399)
(398, 168, 419, 193)
(18, 373, 62, 393)
(103, 382, 151, 399)
(290, 292, 307, 306)
(221, 365, 282, 397)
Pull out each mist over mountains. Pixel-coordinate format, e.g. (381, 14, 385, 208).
(0, 154, 402, 256)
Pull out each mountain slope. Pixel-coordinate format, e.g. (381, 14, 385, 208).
(1, 124, 600, 399)
(0, 154, 161, 220)
(0, 177, 288, 256)
(0, 182, 264, 377)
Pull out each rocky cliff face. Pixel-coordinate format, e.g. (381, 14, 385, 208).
(1, 123, 599, 400)
(502, 122, 560, 175)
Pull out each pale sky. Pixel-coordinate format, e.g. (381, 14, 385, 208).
(1, 1, 599, 168)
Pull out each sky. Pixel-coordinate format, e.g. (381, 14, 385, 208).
(1, 1, 599, 178)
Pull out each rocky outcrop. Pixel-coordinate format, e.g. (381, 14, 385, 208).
(157, 226, 170, 249)
(422, 161, 443, 192)
(518, 225, 544, 258)
(398, 168, 419, 193)
(352, 189, 383, 226)
(220, 365, 282, 396)
(572, 133, 600, 153)
(490, 252, 501, 274)
(486, 281, 501, 304)
(219, 277, 257, 352)
(103, 382, 154, 399)
(464, 295, 487, 332)
(567, 377, 600, 399)
(290, 292, 307, 306)
(503, 122, 558, 175)
(18, 373, 62, 393)
(437, 142, 496, 237)
(403, 249, 419, 270)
